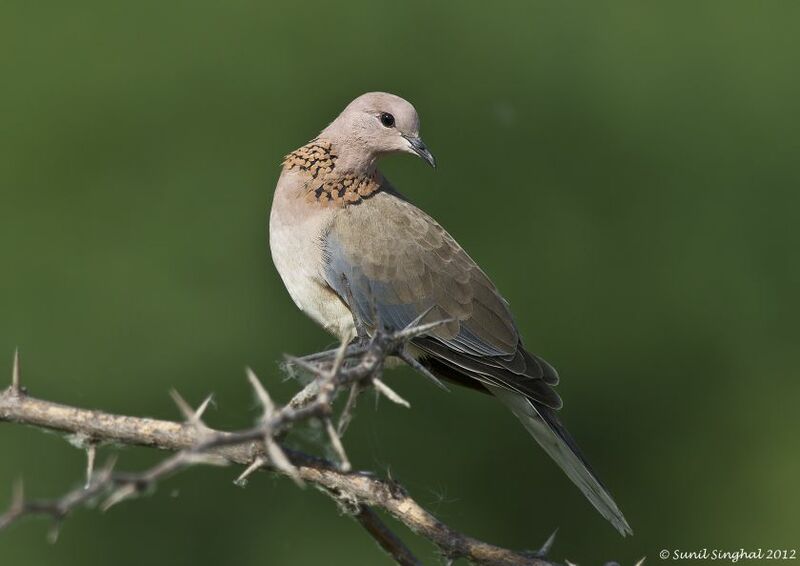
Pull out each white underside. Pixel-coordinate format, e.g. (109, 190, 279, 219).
(269, 184, 355, 341)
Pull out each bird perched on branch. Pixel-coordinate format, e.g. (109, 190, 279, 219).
(269, 92, 632, 536)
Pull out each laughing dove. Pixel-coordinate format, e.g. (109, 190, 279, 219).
(269, 92, 632, 536)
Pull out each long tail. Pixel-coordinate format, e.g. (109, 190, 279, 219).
(487, 385, 633, 536)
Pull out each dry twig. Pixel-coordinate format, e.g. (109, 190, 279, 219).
(0, 323, 557, 566)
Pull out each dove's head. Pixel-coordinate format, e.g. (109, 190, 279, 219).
(321, 92, 436, 171)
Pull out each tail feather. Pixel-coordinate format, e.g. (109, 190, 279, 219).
(487, 385, 633, 536)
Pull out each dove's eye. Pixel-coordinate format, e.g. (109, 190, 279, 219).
(379, 112, 395, 128)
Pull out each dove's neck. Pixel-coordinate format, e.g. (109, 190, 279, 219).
(328, 147, 377, 173)
(282, 139, 382, 208)
(318, 123, 381, 175)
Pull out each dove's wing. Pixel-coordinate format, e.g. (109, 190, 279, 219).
(321, 189, 632, 537)
(322, 190, 561, 409)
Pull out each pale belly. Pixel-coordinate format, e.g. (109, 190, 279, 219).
(269, 195, 355, 341)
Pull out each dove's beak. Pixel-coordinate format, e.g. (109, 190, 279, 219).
(402, 135, 436, 169)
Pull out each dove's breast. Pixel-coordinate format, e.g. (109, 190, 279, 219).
(269, 171, 355, 341)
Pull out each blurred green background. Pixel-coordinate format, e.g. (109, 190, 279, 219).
(1, 1, 798, 564)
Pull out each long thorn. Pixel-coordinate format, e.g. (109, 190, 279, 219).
(169, 389, 195, 422)
(325, 418, 351, 472)
(194, 394, 214, 422)
(298, 343, 367, 363)
(234, 456, 266, 487)
(392, 318, 455, 341)
(246, 367, 275, 417)
(101, 484, 137, 512)
(266, 439, 304, 488)
(337, 384, 361, 437)
(403, 305, 436, 331)
(169, 390, 213, 436)
(373, 378, 410, 408)
(283, 354, 323, 376)
(398, 349, 449, 392)
(535, 528, 558, 558)
(329, 339, 349, 378)
(85, 443, 97, 489)
(10, 348, 20, 395)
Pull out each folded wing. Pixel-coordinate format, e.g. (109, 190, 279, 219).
(322, 191, 560, 408)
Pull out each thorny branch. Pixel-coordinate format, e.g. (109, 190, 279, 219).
(0, 326, 562, 565)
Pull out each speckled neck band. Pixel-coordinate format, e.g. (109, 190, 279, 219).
(283, 139, 381, 207)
